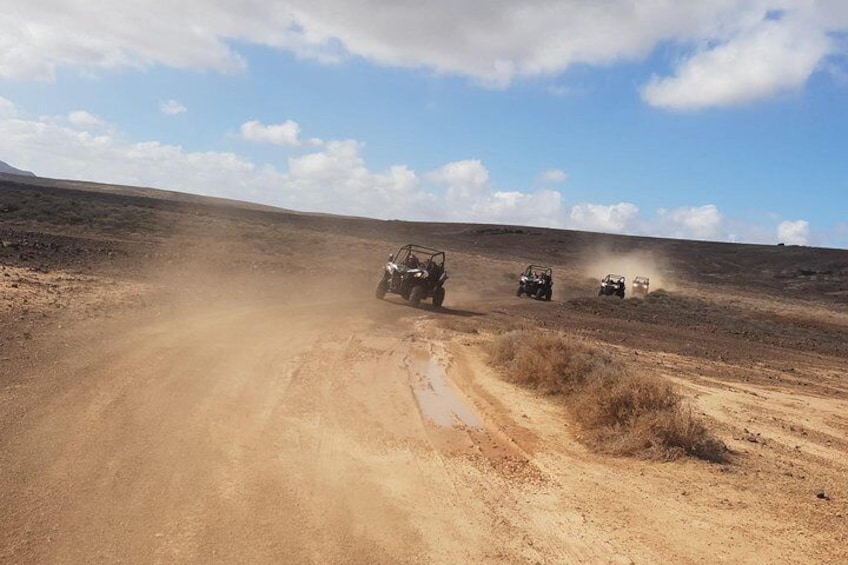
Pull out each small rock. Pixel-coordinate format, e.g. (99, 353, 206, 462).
(816, 491, 830, 500)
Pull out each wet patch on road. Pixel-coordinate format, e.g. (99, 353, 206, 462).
(408, 353, 481, 430)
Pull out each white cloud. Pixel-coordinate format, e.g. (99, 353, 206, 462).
(241, 119, 316, 147)
(569, 203, 639, 233)
(643, 14, 832, 109)
(284, 140, 436, 218)
(1, 2, 845, 106)
(68, 110, 106, 129)
(0, 114, 258, 195)
(778, 219, 810, 245)
(0, 103, 839, 246)
(539, 169, 568, 184)
(427, 159, 490, 206)
(0, 110, 433, 219)
(0, 3, 249, 81)
(657, 204, 724, 240)
(160, 100, 187, 115)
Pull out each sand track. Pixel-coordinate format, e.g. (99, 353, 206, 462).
(1, 292, 579, 564)
(1, 192, 847, 564)
(3, 276, 845, 564)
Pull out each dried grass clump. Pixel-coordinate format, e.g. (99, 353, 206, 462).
(575, 372, 726, 462)
(487, 330, 726, 462)
(488, 331, 613, 395)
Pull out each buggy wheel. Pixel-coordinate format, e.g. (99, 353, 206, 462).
(375, 277, 388, 299)
(598, 288, 604, 297)
(409, 285, 424, 307)
(433, 286, 445, 307)
(535, 287, 545, 300)
(545, 288, 552, 301)
(516, 286, 524, 297)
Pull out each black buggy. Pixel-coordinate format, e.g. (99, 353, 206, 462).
(598, 274, 626, 298)
(516, 265, 553, 301)
(375, 244, 448, 307)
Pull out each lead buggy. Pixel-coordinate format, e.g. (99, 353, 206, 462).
(375, 244, 448, 307)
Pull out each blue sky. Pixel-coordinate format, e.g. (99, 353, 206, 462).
(1, 1, 847, 248)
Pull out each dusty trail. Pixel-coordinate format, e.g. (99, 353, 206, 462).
(3, 178, 848, 564)
(1, 274, 846, 564)
(0, 289, 627, 564)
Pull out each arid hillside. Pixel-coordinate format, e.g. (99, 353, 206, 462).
(2, 175, 847, 564)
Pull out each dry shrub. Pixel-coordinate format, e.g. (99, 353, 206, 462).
(487, 331, 523, 367)
(575, 372, 726, 461)
(488, 331, 613, 395)
(487, 330, 726, 462)
(576, 371, 680, 429)
(634, 409, 727, 462)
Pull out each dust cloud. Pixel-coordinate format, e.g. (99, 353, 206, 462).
(137, 213, 380, 317)
(580, 247, 675, 293)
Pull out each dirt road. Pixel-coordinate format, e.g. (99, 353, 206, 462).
(1, 177, 846, 563)
(3, 264, 845, 565)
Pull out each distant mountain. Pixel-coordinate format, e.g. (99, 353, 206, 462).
(0, 160, 36, 177)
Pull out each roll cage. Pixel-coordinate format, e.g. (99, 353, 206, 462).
(391, 244, 445, 271)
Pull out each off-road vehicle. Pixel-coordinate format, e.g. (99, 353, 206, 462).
(632, 276, 650, 295)
(375, 244, 448, 307)
(598, 274, 626, 298)
(516, 265, 553, 301)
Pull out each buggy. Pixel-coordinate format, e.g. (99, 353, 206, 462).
(598, 274, 626, 298)
(632, 276, 650, 295)
(375, 244, 448, 307)
(516, 265, 552, 301)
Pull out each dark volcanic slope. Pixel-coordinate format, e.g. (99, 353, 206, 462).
(2, 174, 847, 326)
(3, 175, 848, 293)
(2, 175, 847, 298)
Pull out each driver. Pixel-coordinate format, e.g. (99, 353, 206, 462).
(405, 253, 420, 268)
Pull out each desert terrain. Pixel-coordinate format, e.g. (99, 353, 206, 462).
(1, 174, 847, 564)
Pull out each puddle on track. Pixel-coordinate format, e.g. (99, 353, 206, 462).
(410, 356, 481, 429)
